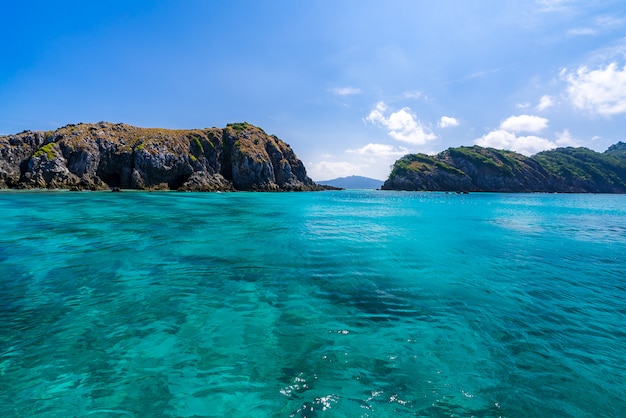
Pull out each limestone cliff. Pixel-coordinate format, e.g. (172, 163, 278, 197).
(0, 122, 323, 191)
(383, 144, 626, 193)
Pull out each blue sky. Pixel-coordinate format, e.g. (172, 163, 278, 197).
(2, 0, 626, 180)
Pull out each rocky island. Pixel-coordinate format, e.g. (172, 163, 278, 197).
(383, 143, 626, 193)
(0, 122, 325, 191)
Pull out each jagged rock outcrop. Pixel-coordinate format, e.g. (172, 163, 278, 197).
(383, 144, 626, 193)
(0, 122, 325, 191)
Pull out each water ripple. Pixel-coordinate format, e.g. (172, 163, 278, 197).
(0, 190, 625, 416)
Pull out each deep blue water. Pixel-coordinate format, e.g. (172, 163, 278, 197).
(0, 190, 625, 417)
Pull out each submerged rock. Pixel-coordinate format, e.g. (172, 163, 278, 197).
(0, 122, 325, 191)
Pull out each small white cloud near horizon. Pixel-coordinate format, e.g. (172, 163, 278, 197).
(307, 159, 364, 181)
(563, 63, 626, 116)
(555, 129, 582, 147)
(500, 114, 549, 133)
(438, 116, 459, 128)
(536, 95, 554, 111)
(475, 130, 556, 156)
(308, 142, 412, 181)
(475, 116, 579, 156)
(365, 102, 437, 145)
(330, 87, 362, 96)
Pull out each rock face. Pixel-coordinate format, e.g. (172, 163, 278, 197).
(383, 144, 626, 193)
(0, 122, 324, 191)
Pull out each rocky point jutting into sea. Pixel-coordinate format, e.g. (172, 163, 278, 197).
(383, 143, 626, 193)
(0, 122, 325, 192)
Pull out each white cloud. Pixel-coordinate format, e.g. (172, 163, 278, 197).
(330, 87, 362, 96)
(475, 120, 580, 156)
(475, 129, 556, 156)
(536, 95, 554, 111)
(308, 142, 414, 181)
(555, 129, 582, 147)
(563, 63, 626, 116)
(517, 102, 531, 109)
(347, 143, 409, 158)
(307, 160, 364, 181)
(365, 102, 436, 145)
(308, 152, 398, 180)
(500, 114, 549, 133)
(438, 116, 459, 128)
(365, 101, 388, 124)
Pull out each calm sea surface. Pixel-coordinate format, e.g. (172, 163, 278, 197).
(0, 190, 625, 417)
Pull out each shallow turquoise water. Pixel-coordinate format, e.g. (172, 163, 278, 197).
(0, 190, 625, 417)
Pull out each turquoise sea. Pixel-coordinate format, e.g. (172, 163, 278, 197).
(0, 190, 625, 417)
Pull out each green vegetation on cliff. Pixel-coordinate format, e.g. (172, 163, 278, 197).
(446, 146, 521, 176)
(33, 143, 57, 160)
(384, 144, 626, 193)
(533, 146, 626, 191)
(391, 154, 464, 177)
(606, 141, 626, 156)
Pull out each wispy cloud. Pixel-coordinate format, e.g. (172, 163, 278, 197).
(595, 16, 626, 30)
(567, 27, 596, 36)
(347, 143, 409, 158)
(535, 0, 574, 13)
(402, 90, 423, 99)
(444, 69, 501, 85)
(330, 87, 362, 96)
(565, 15, 625, 37)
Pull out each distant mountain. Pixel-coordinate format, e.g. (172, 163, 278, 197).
(317, 175, 384, 189)
(383, 143, 626, 193)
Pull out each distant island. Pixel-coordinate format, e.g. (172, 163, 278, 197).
(383, 143, 626, 193)
(317, 175, 383, 189)
(0, 122, 327, 192)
